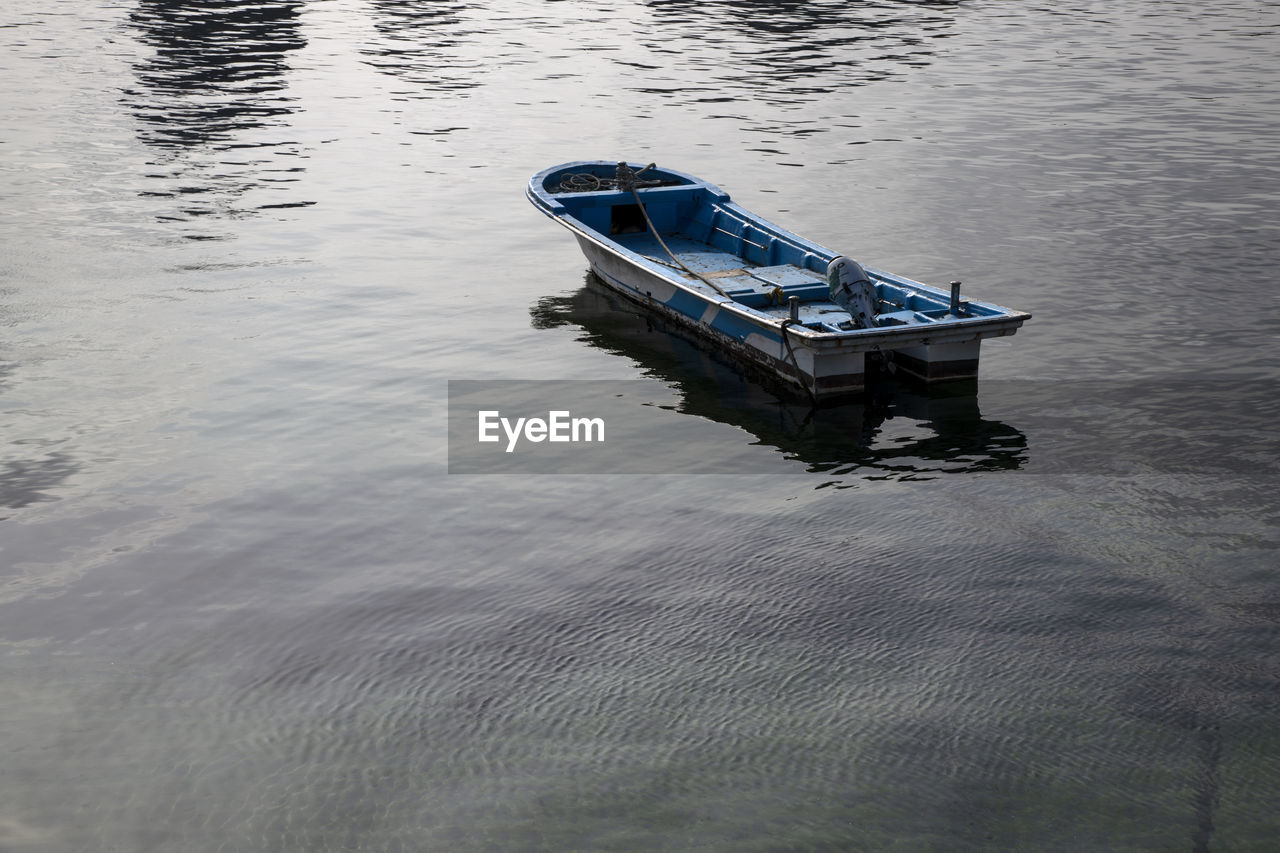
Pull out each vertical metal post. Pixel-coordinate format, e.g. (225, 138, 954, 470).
(789, 295, 800, 322)
(949, 281, 961, 315)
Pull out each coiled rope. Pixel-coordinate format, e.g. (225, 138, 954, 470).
(557, 165, 668, 194)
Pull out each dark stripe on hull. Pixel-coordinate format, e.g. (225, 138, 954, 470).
(894, 352, 981, 382)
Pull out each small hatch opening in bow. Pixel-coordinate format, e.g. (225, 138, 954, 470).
(610, 204, 647, 235)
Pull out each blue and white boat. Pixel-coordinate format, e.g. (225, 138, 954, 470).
(527, 161, 1031, 400)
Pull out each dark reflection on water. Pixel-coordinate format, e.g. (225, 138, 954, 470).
(0, 357, 80, 519)
(642, 0, 961, 106)
(358, 0, 963, 112)
(0, 452, 79, 517)
(126, 0, 305, 148)
(362, 0, 484, 95)
(531, 276, 1028, 481)
(122, 0, 309, 224)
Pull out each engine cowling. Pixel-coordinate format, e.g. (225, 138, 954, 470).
(827, 256, 877, 329)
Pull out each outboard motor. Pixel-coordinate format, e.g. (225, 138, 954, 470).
(827, 256, 877, 329)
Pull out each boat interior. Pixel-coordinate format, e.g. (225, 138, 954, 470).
(542, 166, 998, 333)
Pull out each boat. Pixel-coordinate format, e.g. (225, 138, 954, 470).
(526, 160, 1031, 401)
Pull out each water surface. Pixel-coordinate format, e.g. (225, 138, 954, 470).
(2, 1, 1278, 850)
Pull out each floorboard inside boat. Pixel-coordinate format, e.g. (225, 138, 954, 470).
(614, 233, 749, 275)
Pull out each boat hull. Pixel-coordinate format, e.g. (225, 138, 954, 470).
(573, 232, 870, 397)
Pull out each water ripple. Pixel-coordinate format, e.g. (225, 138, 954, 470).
(120, 0, 311, 227)
(126, 0, 305, 149)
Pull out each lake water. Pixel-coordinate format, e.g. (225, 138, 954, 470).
(2, 1, 1278, 850)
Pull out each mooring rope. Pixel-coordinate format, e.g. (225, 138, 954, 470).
(608, 162, 732, 299)
(779, 318, 818, 406)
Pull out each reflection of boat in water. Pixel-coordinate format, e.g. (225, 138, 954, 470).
(532, 276, 1028, 479)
